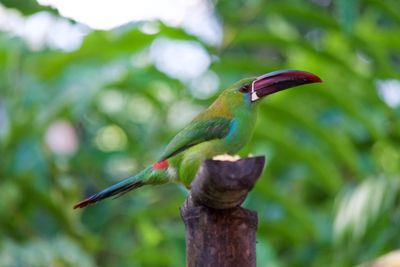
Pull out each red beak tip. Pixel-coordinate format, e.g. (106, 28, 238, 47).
(313, 76, 323, 83)
(303, 72, 322, 83)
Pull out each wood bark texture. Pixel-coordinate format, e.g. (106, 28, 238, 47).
(181, 156, 265, 267)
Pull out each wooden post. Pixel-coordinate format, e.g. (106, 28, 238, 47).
(180, 156, 265, 267)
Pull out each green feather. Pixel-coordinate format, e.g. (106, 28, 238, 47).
(159, 117, 232, 161)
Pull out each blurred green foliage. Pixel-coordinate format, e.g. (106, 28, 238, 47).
(1, 0, 400, 266)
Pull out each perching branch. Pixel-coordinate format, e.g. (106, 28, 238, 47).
(181, 156, 265, 267)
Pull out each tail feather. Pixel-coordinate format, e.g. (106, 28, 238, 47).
(74, 164, 172, 209)
(74, 168, 152, 209)
(112, 180, 144, 200)
(73, 180, 144, 209)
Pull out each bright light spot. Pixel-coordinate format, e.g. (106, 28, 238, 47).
(98, 90, 125, 114)
(167, 101, 203, 128)
(45, 120, 78, 155)
(2, 0, 222, 51)
(0, 5, 87, 51)
(37, 0, 222, 45)
(46, 16, 87, 51)
(0, 4, 24, 32)
(333, 178, 388, 242)
(131, 51, 152, 68)
(23, 12, 86, 51)
(38, 0, 188, 29)
(376, 79, 400, 108)
(150, 37, 211, 81)
(181, 1, 222, 45)
(189, 71, 220, 99)
(139, 21, 160, 35)
(95, 125, 128, 152)
(151, 81, 175, 104)
(128, 96, 154, 123)
(105, 156, 137, 179)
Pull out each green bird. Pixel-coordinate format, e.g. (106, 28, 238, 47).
(74, 70, 321, 209)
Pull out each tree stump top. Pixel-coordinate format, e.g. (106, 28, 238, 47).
(190, 156, 265, 209)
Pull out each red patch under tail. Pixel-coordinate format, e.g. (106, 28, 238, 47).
(153, 160, 169, 170)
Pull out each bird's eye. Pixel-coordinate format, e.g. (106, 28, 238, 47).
(239, 84, 251, 93)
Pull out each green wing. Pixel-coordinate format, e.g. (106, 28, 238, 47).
(159, 117, 232, 160)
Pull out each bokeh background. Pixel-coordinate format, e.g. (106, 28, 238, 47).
(1, 0, 400, 266)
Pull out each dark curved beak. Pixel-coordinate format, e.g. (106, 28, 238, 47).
(251, 70, 322, 101)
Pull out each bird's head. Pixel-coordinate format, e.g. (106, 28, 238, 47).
(225, 70, 322, 106)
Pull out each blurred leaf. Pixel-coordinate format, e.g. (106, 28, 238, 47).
(1, 0, 400, 266)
